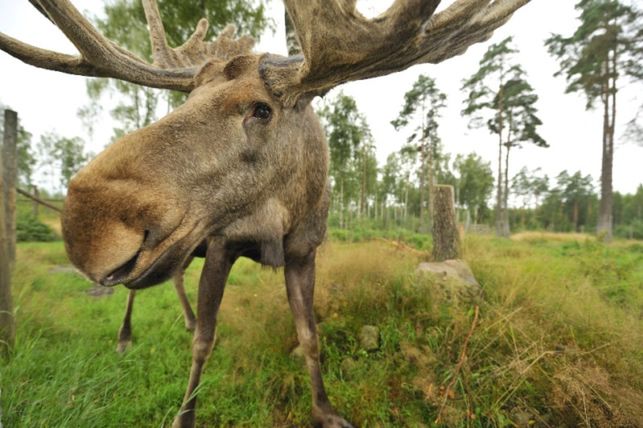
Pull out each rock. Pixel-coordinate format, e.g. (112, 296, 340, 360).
(359, 325, 380, 351)
(510, 407, 536, 427)
(400, 342, 436, 369)
(340, 357, 357, 378)
(415, 259, 483, 304)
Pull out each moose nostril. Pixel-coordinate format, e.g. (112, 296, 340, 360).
(143, 229, 151, 246)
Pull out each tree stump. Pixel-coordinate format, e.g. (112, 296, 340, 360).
(431, 185, 461, 262)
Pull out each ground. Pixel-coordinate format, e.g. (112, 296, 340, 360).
(1, 233, 642, 427)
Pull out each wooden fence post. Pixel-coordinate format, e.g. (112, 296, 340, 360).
(2, 109, 17, 264)
(0, 109, 17, 356)
(431, 184, 461, 262)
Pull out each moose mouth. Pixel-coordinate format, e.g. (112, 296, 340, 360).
(100, 250, 142, 287)
(99, 224, 204, 290)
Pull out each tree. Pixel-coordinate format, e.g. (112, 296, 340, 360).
(318, 92, 372, 226)
(453, 153, 494, 224)
(38, 133, 89, 193)
(556, 170, 596, 231)
(392, 74, 447, 232)
(83, 0, 269, 140)
(462, 37, 547, 237)
(547, 0, 643, 240)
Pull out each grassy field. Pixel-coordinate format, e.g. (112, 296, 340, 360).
(1, 232, 642, 427)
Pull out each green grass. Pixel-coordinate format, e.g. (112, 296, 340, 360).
(1, 234, 642, 427)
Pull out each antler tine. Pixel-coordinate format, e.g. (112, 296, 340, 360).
(142, 0, 255, 69)
(0, 31, 101, 77)
(0, 0, 196, 91)
(141, 0, 174, 67)
(261, 0, 530, 107)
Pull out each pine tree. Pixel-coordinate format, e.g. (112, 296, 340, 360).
(462, 37, 547, 237)
(391, 74, 446, 232)
(547, 0, 643, 240)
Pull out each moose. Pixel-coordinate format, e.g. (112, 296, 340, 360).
(0, 0, 529, 426)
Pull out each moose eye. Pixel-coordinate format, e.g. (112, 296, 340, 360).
(252, 102, 272, 121)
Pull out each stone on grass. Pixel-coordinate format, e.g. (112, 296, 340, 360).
(415, 259, 482, 304)
(359, 325, 380, 351)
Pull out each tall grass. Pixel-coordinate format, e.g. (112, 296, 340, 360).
(1, 234, 642, 426)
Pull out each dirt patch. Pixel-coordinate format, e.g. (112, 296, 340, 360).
(86, 285, 114, 297)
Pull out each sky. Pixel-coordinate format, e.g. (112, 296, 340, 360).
(0, 0, 642, 196)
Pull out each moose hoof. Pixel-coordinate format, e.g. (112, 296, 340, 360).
(116, 340, 131, 353)
(314, 413, 354, 428)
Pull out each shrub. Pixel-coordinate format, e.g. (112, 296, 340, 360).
(16, 215, 57, 242)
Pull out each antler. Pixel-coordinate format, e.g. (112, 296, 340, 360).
(0, 0, 254, 92)
(261, 0, 530, 107)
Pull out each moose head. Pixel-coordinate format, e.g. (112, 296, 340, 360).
(0, 0, 529, 426)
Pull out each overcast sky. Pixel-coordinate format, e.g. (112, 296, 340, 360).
(1, 0, 642, 195)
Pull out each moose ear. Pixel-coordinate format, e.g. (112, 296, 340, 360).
(194, 59, 227, 87)
(294, 93, 317, 112)
(223, 55, 256, 81)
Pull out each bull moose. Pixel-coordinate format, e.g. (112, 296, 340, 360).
(0, 0, 529, 426)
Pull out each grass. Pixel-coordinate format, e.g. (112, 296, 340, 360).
(1, 233, 642, 427)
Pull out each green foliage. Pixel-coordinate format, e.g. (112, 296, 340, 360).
(37, 132, 89, 192)
(546, 0, 643, 108)
(454, 154, 494, 223)
(318, 92, 377, 223)
(16, 215, 57, 242)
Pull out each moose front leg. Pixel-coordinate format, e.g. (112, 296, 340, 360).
(172, 267, 196, 332)
(285, 251, 353, 428)
(173, 239, 233, 428)
(116, 290, 136, 353)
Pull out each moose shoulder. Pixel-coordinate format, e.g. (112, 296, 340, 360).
(0, 1, 529, 426)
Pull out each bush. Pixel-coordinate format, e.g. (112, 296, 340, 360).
(615, 220, 643, 240)
(16, 215, 58, 242)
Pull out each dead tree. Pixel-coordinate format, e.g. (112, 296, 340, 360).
(432, 185, 461, 261)
(0, 1, 529, 426)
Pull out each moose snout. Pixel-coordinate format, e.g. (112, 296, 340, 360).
(62, 175, 186, 285)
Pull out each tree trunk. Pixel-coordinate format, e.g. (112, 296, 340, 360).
(339, 179, 344, 229)
(432, 185, 461, 261)
(495, 136, 504, 236)
(31, 185, 39, 218)
(2, 109, 17, 264)
(360, 146, 366, 219)
(419, 144, 425, 232)
(597, 55, 616, 241)
(427, 138, 435, 231)
(501, 143, 511, 237)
